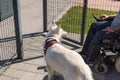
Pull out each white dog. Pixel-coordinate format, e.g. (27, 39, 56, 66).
(44, 23, 94, 80)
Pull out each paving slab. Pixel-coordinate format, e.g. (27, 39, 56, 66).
(3, 68, 25, 79)
(19, 72, 36, 80)
(34, 73, 47, 80)
(12, 78, 19, 80)
(0, 75, 12, 80)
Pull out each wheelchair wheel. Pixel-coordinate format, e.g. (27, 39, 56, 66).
(94, 63, 108, 74)
(115, 56, 120, 74)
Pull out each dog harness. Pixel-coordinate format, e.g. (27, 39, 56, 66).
(44, 38, 58, 54)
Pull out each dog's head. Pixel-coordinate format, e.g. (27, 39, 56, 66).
(46, 22, 67, 39)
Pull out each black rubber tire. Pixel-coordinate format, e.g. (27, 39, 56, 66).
(115, 56, 120, 74)
(94, 63, 108, 74)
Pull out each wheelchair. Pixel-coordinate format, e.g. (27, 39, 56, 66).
(93, 31, 120, 74)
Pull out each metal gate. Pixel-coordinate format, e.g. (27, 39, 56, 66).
(43, 0, 87, 45)
(0, 0, 22, 72)
(43, 0, 119, 45)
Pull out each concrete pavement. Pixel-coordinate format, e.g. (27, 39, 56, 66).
(20, 0, 43, 34)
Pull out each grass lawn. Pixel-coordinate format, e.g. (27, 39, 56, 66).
(56, 6, 117, 34)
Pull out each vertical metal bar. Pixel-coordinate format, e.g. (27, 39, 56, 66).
(81, 0, 88, 45)
(43, 0, 47, 32)
(12, 0, 23, 59)
(0, 0, 1, 21)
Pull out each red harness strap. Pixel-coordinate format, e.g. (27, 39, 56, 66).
(44, 39, 57, 54)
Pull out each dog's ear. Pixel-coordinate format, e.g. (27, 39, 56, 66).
(54, 27, 60, 35)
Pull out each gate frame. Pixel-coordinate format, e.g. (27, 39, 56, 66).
(81, 0, 88, 45)
(43, 0, 88, 45)
(43, 0, 47, 32)
(12, 0, 23, 59)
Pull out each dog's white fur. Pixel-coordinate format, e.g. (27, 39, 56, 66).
(44, 23, 94, 80)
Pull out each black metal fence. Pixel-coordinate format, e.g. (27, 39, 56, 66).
(0, 16, 16, 69)
(43, 0, 85, 45)
(0, 0, 22, 72)
(43, 0, 120, 45)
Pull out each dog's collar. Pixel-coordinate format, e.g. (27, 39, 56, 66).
(44, 37, 58, 54)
